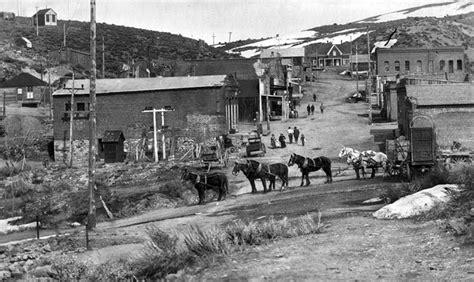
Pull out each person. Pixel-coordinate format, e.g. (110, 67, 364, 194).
(293, 126, 300, 144)
(300, 133, 305, 146)
(270, 134, 277, 149)
(320, 103, 325, 114)
(287, 127, 294, 144)
(307, 104, 311, 116)
(313, 93, 317, 102)
(279, 133, 286, 148)
(310, 104, 315, 115)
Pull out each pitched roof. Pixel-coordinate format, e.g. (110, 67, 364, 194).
(0, 72, 47, 88)
(406, 84, 473, 106)
(53, 75, 227, 96)
(176, 58, 258, 80)
(33, 8, 56, 17)
(103, 130, 125, 142)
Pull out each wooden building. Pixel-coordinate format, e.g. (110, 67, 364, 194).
(32, 8, 57, 26)
(0, 72, 49, 107)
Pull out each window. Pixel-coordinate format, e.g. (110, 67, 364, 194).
(457, 59, 462, 70)
(439, 60, 445, 71)
(26, 86, 34, 99)
(448, 60, 454, 73)
(384, 61, 389, 72)
(332, 50, 337, 56)
(77, 102, 86, 111)
(46, 14, 50, 22)
(428, 60, 434, 73)
(52, 14, 56, 22)
(394, 61, 400, 72)
(405, 61, 410, 71)
(416, 60, 422, 72)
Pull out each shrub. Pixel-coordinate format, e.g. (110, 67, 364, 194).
(184, 225, 230, 256)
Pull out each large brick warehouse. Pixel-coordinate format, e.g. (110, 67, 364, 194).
(52, 75, 239, 163)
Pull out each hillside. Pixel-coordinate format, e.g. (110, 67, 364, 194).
(0, 18, 237, 79)
(218, 0, 474, 69)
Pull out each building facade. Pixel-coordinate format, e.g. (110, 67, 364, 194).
(376, 47, 466, 81)
(32, 8, 57, 26)
(52, 75, 238, 163)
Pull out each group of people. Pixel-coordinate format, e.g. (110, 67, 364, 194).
(270, 126, 305, 149)
(306, 103, 325, 116)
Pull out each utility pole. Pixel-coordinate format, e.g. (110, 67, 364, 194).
(63, 23, 66, 47)
(367, 26, 372, 124)
(35, 6, 39, 36)
(87, 0, 97, 236)
(355, 43, 359, 93)
(142, 107, 175, 162)
(228, 32, 232, 43)
(102, 36, 105, 78)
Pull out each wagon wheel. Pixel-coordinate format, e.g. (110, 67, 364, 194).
(387, 161, 400, 176)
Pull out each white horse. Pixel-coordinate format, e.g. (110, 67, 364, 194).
(339, 146, 389, 179)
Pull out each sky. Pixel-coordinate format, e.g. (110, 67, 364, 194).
(3, 0, 446, 44)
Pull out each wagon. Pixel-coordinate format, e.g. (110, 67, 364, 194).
(246, 135, 266, 157)
(386, 115, 437, 180)
(199, 143, 229, 172)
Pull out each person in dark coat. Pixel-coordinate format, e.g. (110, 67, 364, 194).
(293, 126, 300, 144)
(310, 104, 315, 115)
(313, 93, 317, 102)
(320, 103, 325, 114)
(300, 133, 305, 146)
(279, 134, 286, 148)
(307, 104, 311, 116)
(270, 134, 277, 148)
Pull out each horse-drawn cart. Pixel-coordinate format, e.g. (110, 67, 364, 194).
(199, 142, 229, 172)
(246, 135, 266, 157)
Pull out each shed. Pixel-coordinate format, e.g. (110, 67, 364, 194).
(102, 130, 125, 163)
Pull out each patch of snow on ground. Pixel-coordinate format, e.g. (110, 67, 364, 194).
(0, 216, 36, 234)
(295, 31, 366, 47)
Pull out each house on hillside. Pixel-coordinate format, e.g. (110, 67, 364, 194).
(313, 43, 351, 68)
(32, 8, 57, 26)
(0, 12, 15, 20)
(394, 83, 474, 149)
(0, 72, 49, 107)
(51, 75, 239, 163)
(375, 47, 466, 82)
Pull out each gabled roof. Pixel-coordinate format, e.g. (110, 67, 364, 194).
(53, 75, 228, 96)
(406, 84, 473, 106)
(33, 8, 56, 17)
(103, 130, 125, 142)
(327, 44, 343, 56)
(0, 72, 47, 88)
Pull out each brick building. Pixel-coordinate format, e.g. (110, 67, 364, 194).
(397, 83, 474, 149)
(52, 75, 238, 163)
(375, 47, 466, 81)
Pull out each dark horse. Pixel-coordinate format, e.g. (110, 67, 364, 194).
(181, 168, 228, 204)
(232, 161, 269, 193)
(287, 153, 332, 186)
(247, 159, 289, 191)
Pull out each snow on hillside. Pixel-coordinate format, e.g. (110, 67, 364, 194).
(228, 0, 473, 58)
(358, 0, 474, 23)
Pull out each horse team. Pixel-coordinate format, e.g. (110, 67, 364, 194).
(181, 146, 388, 205)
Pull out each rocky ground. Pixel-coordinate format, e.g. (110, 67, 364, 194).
(0, 70, 472, 280)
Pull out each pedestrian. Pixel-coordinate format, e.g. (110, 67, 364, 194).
(320, 103, 325, 114)
(287, 127, 294, 144)
(293, 126, 300, 144)
(300, 133, 305, 146)
(270, 134, 277, 148)
(310, 104, 315, 115)
(307, 104, 311, 116)
(279, 133, 286, 148)
(313, 93, 317, 102)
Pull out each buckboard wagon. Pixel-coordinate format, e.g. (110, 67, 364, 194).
(246, 135, 266, 157)
(386, 115, 472, 180)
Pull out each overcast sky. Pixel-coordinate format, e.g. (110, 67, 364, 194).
(4, 0, 442, 44)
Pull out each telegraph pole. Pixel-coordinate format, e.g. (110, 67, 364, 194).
(355, 43, 359, 93)
(69, 72, 75, 167)
(87, 0, 97, 236)
(102, 36, 105, 78)
(212, 33, 215, 46)
(367, 26, 372, 124)
(35, 6, 39, 36)
(228, 32, 232, 43)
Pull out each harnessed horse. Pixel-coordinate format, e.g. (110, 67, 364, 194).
(247, 159, 289, 191)
(287, 153, 332, 186)
(181, 168, 228, 204)
(232, 161, 269, 193)
(338, 146, 388, 179)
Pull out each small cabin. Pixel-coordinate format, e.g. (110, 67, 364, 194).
(102, 130, 125, 163)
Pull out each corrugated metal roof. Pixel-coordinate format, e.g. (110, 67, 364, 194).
(260, 48, 305, 58)
(406, 84, 473, 106)
(53, 75, 227, 96)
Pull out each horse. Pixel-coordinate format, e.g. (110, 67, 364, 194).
(247, 159, 289, 191)
(232, 161, 269, 193)
(181, 168, 228, 205)
(287, 153, 332, 186)
(338, 146, 388, 179)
